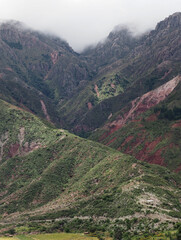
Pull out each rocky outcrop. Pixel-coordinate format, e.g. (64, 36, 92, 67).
(51, 51, 59, 64)
(0, 127, 42, 160)
(40, 100, 51, 122)
(0, 132, 9, 161)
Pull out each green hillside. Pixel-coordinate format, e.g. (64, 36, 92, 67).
(0, 99, 181, 229)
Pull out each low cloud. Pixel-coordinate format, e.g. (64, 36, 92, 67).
(0, 0, 181, 52)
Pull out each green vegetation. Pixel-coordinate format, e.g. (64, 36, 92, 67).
(3, 39, 23, 49)
(0, 100, 181, 227)
(0, 17, 181, 240)
(0, 233, 98, 240)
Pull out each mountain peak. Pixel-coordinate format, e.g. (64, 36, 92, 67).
(0, 20, 26, 31)
(171, 12, 181, 17)
(156, 12, 181, 32)
(107, 26, 131, 40)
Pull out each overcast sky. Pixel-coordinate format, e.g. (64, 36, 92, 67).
(0, 0, 181, 52)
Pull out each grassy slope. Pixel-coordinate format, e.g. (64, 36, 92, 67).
(0, 100, 181, 224)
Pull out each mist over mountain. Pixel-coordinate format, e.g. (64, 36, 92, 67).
(0, 11, 181, 238)
(0, 0, 181, 51)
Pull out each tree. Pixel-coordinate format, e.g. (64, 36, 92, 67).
(113, 227, 123, 240)
(176, 226, 181, 240)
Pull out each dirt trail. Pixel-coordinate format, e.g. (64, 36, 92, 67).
(94, 84, 100, 98)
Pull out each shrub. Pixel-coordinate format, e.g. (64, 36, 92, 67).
(113, 227, 123, 240)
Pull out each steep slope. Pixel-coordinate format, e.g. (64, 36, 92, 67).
(59, 12, 181, 134)
(0, 21, 93, 125)
(82, 27, 137, 71)
(0, 99, 181, 226)
(89, 76, 181, 173)
(1, 13, 181, 133)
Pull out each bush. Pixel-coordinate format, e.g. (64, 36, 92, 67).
(113, 227, 123, 240)
(176, 226, 181, 240)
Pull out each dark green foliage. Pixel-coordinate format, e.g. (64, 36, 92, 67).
(113, 227, 123, 240)
(155, 106, 181, 120)
(7, 228, 16, 235)
(177, 226, 181, 240)
(3, 39, 23, 49)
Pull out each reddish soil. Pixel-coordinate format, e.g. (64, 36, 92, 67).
(117, 134, 165, 166)
(146, 148, 165, 166)
(5, 67, 13, 72)
(134, 137, 165, 165)
(172, 120, 181, 128)
(94, 84, 100, 98)
(161, 69, 172, 80)
(99, 124, 121, 141)
(146, 114, 158, 122)
(97, 76, 181, 169)
(100, 76, 181, 140)
(119, 135, 134, 149)
(0, 73, 4, 78)
(147, 137, 162, 153)
(87, 102, 93, 110)
(111, 83, 115, 89)
(51, 51, 59, 64)
(8, 143, 20, 157)
(106, 137, 117, 146)
(175, 165, 181, 173)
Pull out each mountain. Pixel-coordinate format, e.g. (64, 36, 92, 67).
(66, 12, 181, 135)
(0, 21, 93, 126)
(0, 99, 181, 229)
(89, 76, 181, 173)
(0, 13, 181, 233)
(1, 13, 181, 134)
(82, 27, 138, 71)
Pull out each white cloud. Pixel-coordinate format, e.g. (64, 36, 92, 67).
(0, 0, 181, 51)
